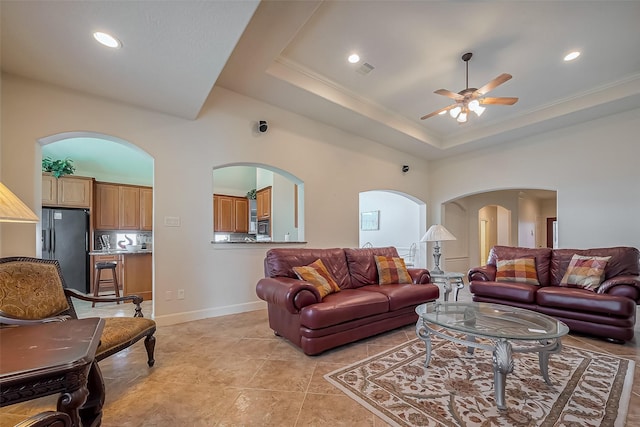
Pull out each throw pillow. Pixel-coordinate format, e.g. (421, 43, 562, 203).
(293, 259, 341, 298)
(374, 255, 412, 285)
(560, 254, 611, 290)
(496, 257, 540, 286)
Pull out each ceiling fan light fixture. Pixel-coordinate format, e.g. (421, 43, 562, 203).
(457, 112, 467, 123)
(449, 106, 461, 118)
(473, 105, 486, 117)
(438, 110, 447, 115)
(468, 99, 480, 111)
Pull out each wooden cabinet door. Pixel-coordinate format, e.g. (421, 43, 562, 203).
(234, 198, 249, 233)
(214, 195, 235, 232)
(42, 175, 58, 206)
(119, 186, 140, 230)
(122, 254, 152, 301)
(140, 187, 153, 231)
(257, 187, 271, 220)
(57, 177, 92, 208)
(94, 183, 119, 230)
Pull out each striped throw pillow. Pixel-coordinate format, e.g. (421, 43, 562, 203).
(496, 257, 540, 286)
(560, 254, 611, 291)
(293, 259, 341, 299)
(374, 256, 412, 285)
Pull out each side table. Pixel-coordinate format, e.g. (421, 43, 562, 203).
(429, 272, 465, 301)
(0, 318, 106, 427)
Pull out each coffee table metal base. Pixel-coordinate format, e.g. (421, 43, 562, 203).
(415, 321, 563, 410)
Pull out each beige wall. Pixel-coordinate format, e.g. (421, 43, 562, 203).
(0, 74, 431, 325)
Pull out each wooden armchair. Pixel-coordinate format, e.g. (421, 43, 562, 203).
(0, 257, 156, 367)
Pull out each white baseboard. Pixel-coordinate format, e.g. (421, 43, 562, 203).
(153, 300, 267, 326)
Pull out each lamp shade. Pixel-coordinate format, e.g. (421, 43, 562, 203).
(0, 182, 39, 223)
(421, 224, 456, 242)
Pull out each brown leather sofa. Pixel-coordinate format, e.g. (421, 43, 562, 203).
(256, 247, 439, 355)
(469, 246, 640, 342)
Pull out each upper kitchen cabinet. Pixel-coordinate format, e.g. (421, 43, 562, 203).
(213, 194, 248, 233)
(256, 186, 271, 220)
(140, 187, 153, 231)
(94, 182, 151, 231)
(42, 174, 93, 208)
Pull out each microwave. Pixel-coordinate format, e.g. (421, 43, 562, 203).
(257, 219, 270, 235)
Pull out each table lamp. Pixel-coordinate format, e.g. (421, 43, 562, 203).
(421, 224, 456, 274)
(0, 182, 39, 223)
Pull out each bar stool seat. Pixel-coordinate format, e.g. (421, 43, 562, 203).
(93, 261, 120, 307)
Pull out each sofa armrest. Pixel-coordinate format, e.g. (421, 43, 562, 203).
(408, 268, 431, 284)
(468, 265, 496, 282)
(597, 275, 640, 301)
(256, 277, 321, 314)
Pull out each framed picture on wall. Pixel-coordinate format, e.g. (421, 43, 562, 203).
(361, 210, 379, 230)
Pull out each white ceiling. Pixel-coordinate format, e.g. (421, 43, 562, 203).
(2, 1, 639, 161)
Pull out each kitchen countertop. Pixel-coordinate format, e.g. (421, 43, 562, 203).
(89, 249, 153, 256)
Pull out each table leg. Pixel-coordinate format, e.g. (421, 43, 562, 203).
(442, 280, 452, 302)
(452, 279, 464, 302)
(57, 365, 91, 426)
(492, 340, 514, 410)
(538, 339, 562, 385)
(415, 320, 432, 367)
(79, 362, 105, 427)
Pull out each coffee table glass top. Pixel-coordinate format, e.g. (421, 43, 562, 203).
(416, 302, 569, 340)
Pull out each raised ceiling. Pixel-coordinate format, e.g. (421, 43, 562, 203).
(2, 1, 639, 160)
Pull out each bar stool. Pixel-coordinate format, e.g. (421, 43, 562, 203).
(92, 261, 120, 307)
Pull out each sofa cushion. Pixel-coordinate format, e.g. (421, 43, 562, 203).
(264, 248, 352, 289)
(496, 257, 540, 286)
(299, 289, 389, 329)
(559, 254, 610, 291)
(374, 256, 412, 285)
(468, 281, 538, 304)
(488, 246, 552, 285)
(550, 247, 640, 285)
(359, 283, 439, 311)
(536, 286, 636, 317)
(293, 259, 341, 299)
(344, 247, 400, 288)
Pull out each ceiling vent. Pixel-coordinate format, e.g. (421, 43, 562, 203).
(356, 62, 375, 75)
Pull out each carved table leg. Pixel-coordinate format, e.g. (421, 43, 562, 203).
(57, 367, 91, 426)
(78, 362, 105, 427)
(415, 320, 432, 367)
(492, 339, 514, 410)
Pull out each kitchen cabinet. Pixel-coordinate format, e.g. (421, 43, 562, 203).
(94, 182, 151, 231)
(256, 186, 271, 220)
(140, 187, 153, 231)
(213, 194, 249, 232)
(42, 174, 93, 208)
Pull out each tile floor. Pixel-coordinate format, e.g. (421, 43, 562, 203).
(1, 287, 639, 426)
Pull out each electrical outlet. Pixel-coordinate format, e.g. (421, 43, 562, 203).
(177, 289, 185, 300)
(165, 291, 173, 301)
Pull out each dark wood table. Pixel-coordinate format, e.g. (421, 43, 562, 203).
(0, 318, 106, 426)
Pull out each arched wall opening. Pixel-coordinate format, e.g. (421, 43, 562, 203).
(359, 190, 427, 268)
(37, 131, 155, 313)
(212, 162, 304, 243)
(440, 188, 557, 272)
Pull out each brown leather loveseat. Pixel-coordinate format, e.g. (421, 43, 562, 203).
(256, 247, 439, 355)
(469, 246, 640, 342)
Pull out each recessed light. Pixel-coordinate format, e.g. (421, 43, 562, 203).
(564, 51, 580, 61)
(93, 31, 121, 49)
(348, 53, 360, 64)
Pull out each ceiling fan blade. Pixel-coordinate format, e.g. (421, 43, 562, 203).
(480, 97, 519, 105)
(475, 73, 513, 96)
(434, 89, 464, 100)
(420, 104, 457, 120)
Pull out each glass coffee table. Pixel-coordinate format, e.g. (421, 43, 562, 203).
(415, 301, 569, 410)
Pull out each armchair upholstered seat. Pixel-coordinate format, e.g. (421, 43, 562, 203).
(0, 257, 156, 367)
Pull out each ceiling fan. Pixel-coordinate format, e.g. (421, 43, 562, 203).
(420, 52, 518, 123)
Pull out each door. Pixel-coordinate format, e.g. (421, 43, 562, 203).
(44, 208, 89, 293)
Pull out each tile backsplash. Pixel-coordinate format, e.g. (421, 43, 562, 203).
(94, 231, 152, 250)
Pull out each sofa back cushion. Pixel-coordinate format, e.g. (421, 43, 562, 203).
(264, 248, 352, 289)
(487, 246, 553, 286)
(550, 247, 640, 286)
(344, 247, 399, 288)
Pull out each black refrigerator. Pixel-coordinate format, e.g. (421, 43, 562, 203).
(42, 208, 90, 293)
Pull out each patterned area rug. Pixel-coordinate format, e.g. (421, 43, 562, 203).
(325, 336, 634, 426)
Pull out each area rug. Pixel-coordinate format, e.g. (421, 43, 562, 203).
(324, 336, 634, 426)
